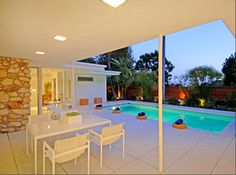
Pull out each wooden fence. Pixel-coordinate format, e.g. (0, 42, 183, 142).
(125, 86, 236, 100)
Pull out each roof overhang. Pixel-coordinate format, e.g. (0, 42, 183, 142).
(89, 70, 121, 76)
(65, 62, 120, 75)
(0, 0, 235, 67)
(65, 62, 107, 71)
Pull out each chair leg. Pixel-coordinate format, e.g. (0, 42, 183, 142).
(109, 144, 112, 150)
(100, 144, 103, 168)
(88, 145, 90, 174)
(43, 149, 45, 174)
(123, 134, 125, 158)
(74, 158, 77, 165)
(52, 160, 55, 175)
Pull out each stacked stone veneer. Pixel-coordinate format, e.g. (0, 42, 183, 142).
(0, 56, 30, 133)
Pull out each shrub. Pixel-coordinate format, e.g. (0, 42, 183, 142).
(198, 84, 213, 100)
(126, 95, 136, 101)
(185, 97, 199, 107)
(167, 98, 180, 105)
(205, 100, 215, 109)
(214, 100, 227, 107)
(226, 92, 236, 108)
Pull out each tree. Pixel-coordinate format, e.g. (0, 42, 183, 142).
(136, 70, 156, 101)
(222, 53, 236, 86)
(181, 66, 222, 106)
(79, 57, 96, 64)
(111, 57, 135, 98)
(96, 47, 134, 99)
(97, 47, 134, 70)
(182, 66, 222, 87)
(134, 50, 174, 85)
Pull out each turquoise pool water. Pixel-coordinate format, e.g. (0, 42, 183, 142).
(105, 103, 233, 134)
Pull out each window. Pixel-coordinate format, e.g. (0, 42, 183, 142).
(77, 77, 93, 82)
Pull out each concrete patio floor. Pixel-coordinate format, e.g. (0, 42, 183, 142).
(0, 102, 235, 174)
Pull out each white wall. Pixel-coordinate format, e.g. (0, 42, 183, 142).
(74, 74, 107, 106)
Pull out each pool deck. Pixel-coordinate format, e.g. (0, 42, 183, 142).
(0, 101, 235, 174)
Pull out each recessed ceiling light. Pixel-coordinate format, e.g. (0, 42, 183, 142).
(54, 35, 67, 41)
(103, 0, 126, 8)
(35, 51, 45, 55)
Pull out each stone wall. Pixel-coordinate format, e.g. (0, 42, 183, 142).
(0, 56, 30, 133)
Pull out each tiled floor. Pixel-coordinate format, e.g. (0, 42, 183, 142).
(0, 101, 235, 174)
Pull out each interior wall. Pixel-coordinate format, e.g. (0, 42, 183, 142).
(74, 74, 107, 106)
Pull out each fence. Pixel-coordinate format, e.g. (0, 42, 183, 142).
(125, 86, 236, 100)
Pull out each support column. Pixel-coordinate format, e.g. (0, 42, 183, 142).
(63, 71, 67, 101)
(71, 62, 75, 108)
(38, 67, 43, 114)
(158, 35, 164, 173)
(162, 36, 166, 102)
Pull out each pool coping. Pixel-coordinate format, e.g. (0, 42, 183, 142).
(103, 100, 236, 117)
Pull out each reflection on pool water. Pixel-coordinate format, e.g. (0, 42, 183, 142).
(105, 103, 233, 134)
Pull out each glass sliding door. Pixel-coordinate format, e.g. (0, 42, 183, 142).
(65, 71, 71, 102)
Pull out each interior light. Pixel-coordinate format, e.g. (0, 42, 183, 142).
(54, 35, 67, 41)
(35, 51, 45, 55)
(103, 0, 126, 8)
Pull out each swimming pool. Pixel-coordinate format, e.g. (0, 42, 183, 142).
(105, 103, 233, 134)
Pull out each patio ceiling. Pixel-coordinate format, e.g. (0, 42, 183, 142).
(0, 0, 235, 67)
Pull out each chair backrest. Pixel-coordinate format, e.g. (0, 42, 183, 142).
(47, 104, 57, 111)
(101, 124, 124, 145)
(94, 97, 102, 104)
(79, 98, 89, 105)
(54, 133, 88, 163)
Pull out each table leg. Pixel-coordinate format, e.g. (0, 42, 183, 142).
(26, 129, 29, 155)
(31, 134, 33, 153)
(34, 138, 37, 175)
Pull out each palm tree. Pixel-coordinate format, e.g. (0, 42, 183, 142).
(111, 57, 134, 98)
(136, 70, 156, 101)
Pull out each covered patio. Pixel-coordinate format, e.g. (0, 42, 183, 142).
(0, 0, 235, 174)
(1, 101, 235, 174)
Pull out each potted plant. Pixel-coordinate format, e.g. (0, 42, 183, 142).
(63, 112, 82, 123)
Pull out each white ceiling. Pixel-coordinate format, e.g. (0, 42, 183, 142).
(0, 0, 235, 67)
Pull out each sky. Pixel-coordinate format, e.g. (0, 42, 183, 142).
(131, 20, 235, 83)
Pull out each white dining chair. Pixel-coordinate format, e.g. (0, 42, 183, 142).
(43, 133, 90, 174)
(27, 114, 51, 154)
(89, 123, 125, 168)
(47, 104, 63, 120)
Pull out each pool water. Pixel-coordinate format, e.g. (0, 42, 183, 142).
(105, 103, 233, 134)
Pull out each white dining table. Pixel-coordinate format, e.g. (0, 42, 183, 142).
(26, 113, 111, 174)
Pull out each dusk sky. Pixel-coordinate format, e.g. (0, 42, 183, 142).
(131, 20, 235, 83)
